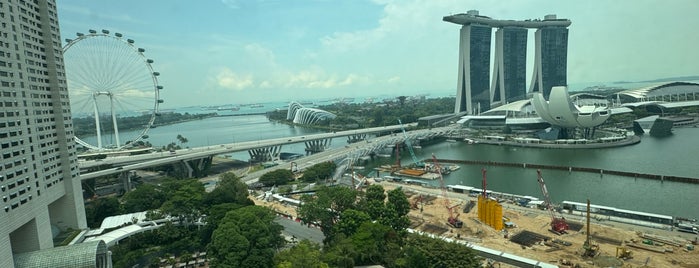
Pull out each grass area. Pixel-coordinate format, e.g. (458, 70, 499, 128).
(55, 228, 83, 246)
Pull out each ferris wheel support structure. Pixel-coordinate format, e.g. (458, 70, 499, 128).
(91, 91, 121, 148)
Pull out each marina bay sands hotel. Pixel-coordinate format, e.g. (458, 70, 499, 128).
(444, 10, 571, 114)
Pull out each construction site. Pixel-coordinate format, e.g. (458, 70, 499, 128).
(382, 162, 699, 268)
(250, 144, 698, 268)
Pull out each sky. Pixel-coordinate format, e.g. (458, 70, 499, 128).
(57, 0, 699, 108)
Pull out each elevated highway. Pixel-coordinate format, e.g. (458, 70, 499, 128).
(240, 126, 455, 184)
(78, 123, 453, 180)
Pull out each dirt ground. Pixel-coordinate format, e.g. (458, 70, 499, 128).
(380, 180, 699, 268)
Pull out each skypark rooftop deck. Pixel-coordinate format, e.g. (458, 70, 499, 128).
(443, 11, 571, 28)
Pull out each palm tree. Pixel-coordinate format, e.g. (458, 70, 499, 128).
(176, 134, 188, 145)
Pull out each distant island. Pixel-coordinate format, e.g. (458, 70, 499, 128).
(614, 75, 699, 84)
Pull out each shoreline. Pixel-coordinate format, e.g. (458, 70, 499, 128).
(473, 134, 641, 149)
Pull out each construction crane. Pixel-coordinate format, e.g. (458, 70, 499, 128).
(536, 169, 569, 234)
(433, 154, 463, 228)
(582, 199, 600, 257)
(398, 119, 424, 167)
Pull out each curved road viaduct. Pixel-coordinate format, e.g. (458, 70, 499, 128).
(78, 123, 454, 181)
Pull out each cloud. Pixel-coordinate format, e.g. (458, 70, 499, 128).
(216, 68, 254, 90)
(388, 76, 400, 83)
(285, 70, 367, 89)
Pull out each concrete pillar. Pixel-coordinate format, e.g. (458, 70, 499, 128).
(305, 139, 331, 154)
(248, 147, 281, 162)
(120, 172, 132, 193)
(347, 134, 366, 143)
(9, 209, 52, 254)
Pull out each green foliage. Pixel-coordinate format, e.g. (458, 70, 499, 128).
(364, 184, 386, 202)
(383, 188, 411, 231)
(297, 186, 357, 242)
(259, 169, 295, 186)
(321, 236, 357, 268)
(72, 112, 214, 138)
(269, 97, 455, 129)
(85, 196, 122, 228)
(203, 172, 253, 207)
(109, 223, 203, 267)
(208, 206, 285, 268)
(121, 184, 167, 213)
(300, 162, 337, 182)
(398, 233, 481, 268)
(275, 240, 329, 268)
(349, 222, 402, 266)
(294, 185, 481, 267)
(334, 209, 371, 237)
(176, 134, 189, 144)
(159, 179, 205, 224)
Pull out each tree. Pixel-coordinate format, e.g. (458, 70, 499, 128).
(203, 172, 253, 207)
(399, 233, 481, 268)
(297, 186, 357, 243)
(397, 96, 407, 107)
(334, 209, 371, 237)
(208, 206, 284, 268)
(384, 188, 411, 231)
(121, 184, 166, 213)
(85, 196, 122, 228)
(176, 134, 189, 145)
(275, 240, 329, 268)
(349, 222, 401, 266)
(364, 184, 386, 203)
(300, 162, 337, 183)
(259, 169, 294, 187)
(360, 184, 388, 220)
(160, 179, 205, 224)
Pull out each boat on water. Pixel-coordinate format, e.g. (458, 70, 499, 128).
(463, 138, 478, 144)
(250, 104, 264, 108)
(217, 106, 240, 111)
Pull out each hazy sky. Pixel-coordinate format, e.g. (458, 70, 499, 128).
(57, 0, 699, 108)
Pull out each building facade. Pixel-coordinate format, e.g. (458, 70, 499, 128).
(530, 21, 569, 99)
(491, 26, 528, 105)
(454, 21, 492, 114)
(0, 1, 87, 267)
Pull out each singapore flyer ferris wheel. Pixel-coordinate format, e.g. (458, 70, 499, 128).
(63, 29, 163, 151)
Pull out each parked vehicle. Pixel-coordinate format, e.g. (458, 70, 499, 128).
(677, 223, 698, 234)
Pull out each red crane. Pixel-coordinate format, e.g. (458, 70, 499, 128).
(536, 169, 569, 234)
(433, 154, 463, 228)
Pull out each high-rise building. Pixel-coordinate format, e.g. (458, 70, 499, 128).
(453, 11, 492, 114)
(491, 27, 528, 105)
(530, 18, 569, 99)
(444, 11, 571, 113)
(0, 0, 87, 267)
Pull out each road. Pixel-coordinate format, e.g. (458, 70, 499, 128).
(78, 123, 425, 180)
(240, 126, 454, 184)
(275, 216, 324, 244)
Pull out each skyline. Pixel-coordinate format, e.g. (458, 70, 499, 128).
(57, 0, 699, 108)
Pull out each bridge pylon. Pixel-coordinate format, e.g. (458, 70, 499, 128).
(248, 146, 282, 162)
(171, 156, 213, 178)
(305, 139, 331, 155)
(347, 134, 367, 143)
